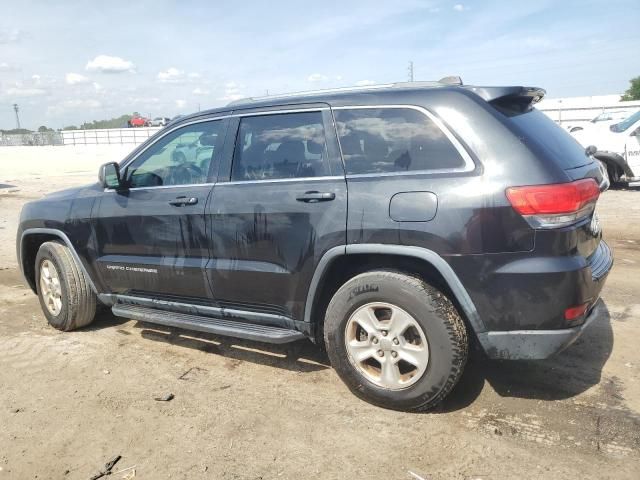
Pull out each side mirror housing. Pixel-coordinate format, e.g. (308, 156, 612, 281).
(631, 127, 640, 137)
(99, 162, 123, 189)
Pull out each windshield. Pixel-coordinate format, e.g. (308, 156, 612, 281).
(610, 110, 640, 132)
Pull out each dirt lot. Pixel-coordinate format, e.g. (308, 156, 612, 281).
(1, 156, 639, 479)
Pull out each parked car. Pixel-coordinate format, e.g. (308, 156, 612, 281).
(565, 109, 639, 133)
(129, 115, 150, 127)
(16, 79, 612, 411)
(150, 117, 171, 127)
(572, 110, 640, 187)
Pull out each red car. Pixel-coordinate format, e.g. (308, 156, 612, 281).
(128, 115, 150, 128)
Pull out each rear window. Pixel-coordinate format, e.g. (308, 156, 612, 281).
(334, 107, 466, 175)
(507, 109, 592, 169)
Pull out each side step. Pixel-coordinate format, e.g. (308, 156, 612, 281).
(112, 304, 306, 344)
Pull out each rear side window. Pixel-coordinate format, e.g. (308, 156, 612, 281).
(231, 111, 331, 181)
(334, 107, 466, 175)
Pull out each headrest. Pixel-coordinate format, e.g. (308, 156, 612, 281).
(339, 135, 362, 155)
(363, 135, 388, 156)
(307, 140, 323, 155)
(199, 133, 217, 146)
(275, 141, 305, 161)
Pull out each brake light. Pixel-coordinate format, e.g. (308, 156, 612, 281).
(506, 179, 600, 228)
(564, 303, 589, 321)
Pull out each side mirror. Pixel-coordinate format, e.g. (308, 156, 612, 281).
(585, 145, 597, 156)
(631, 127, 640, 137)
(99, 162, 123, 189)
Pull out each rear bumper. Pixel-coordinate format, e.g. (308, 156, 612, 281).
(477, 298, 605, 359)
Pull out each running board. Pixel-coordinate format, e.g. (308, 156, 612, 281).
(111, 304, 306, 344)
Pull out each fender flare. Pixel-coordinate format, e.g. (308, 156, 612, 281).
(20, 228, 98, 294)
(595, 150, 632, 177)
(303, 244, 486, 334)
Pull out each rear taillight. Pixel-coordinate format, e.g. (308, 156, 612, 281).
(506, 179, 600, 229)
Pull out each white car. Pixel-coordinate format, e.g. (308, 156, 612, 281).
(150, 117, 171, 127)
(565, 109, 638, 133)
(572, 110, 640, 187)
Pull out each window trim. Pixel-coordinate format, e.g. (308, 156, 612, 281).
(119, 116, 230, 173)
(332, 104, 475, 177)
(116, 118, 228, 191)
(229, 109, 333, 183)
(113, 104, 474, 190)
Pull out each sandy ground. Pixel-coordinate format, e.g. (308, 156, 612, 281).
(0, 147, 639, 479)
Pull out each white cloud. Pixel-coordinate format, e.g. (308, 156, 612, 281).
(31, 74, 41, 84)
(218, 81, 244, 102)
(453, 4, 465, 12)
(93, 82, 103, 92)
(158, 67, 185, 83)
(46, 99, 102, 116)
(86, 55, 135, 73)
(62, 99, 102, 108)
(355, 79, 376, 86)
(0, 62, 17, 72)
(176, 99, 187, 108)
(192, 87, 210, 96)
(6, 86, 47, 97)
(188, 72, 202, 79)
(307, 73, 328, 82)
(65, 72, 90, 85)
(0, 28, 22, 44)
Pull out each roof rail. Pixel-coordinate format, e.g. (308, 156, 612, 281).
(226, 83, 395, 106)
(226, 76, 463, 107)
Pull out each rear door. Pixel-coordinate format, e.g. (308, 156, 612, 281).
(94, 117, 228, 300)
(209, 107, 346, 323)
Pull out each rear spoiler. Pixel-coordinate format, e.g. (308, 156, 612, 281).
(464, 86, 546, 113)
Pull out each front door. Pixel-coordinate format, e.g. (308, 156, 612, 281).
(209, 109, 347, 322)
(94, 118, 228, 300)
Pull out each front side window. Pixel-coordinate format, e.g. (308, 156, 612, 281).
(334, 107, 466, 175)
(231, 111, 330, 181)
(127, 120, 224, 188)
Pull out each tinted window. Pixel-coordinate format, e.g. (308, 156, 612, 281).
(128, 120, 224, 187)
(508, 109, 592, 169)
(231, 111, 330, 181)
(334, 108, 465, 175)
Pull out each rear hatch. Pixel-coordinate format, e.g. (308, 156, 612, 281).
(474, 86, 607, 259)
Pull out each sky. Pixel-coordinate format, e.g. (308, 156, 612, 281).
(0, 0, 639, 130)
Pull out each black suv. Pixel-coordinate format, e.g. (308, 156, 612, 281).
(17, 80, 613, 411)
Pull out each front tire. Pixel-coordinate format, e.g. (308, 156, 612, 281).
(324, 270, 468, 411)
(35, 241, 97, 331)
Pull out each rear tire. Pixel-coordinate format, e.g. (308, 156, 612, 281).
(324, 270, 468, 411)
(35, 241, 97, 331)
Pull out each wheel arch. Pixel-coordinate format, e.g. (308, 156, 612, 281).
(595, 150, 632, 177)
(20, 228, 98, 294)
(304, 244, 486, 341)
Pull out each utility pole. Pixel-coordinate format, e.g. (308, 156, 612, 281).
(408, 61, 414, 82)
(13, 103, 21, 129)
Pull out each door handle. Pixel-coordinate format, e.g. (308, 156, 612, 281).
(169, 196, 198, 206)
(296, 191, 336, 203)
